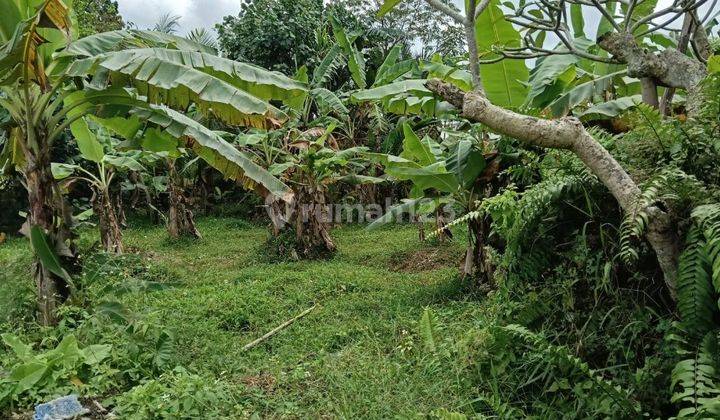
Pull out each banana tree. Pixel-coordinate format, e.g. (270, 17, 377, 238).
(51, 123, 149, 254)
(368, 122, 499, 281)
(242, 125, 380, 258)
(0, 0, 303, 325)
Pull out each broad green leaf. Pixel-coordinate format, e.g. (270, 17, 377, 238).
(400, 123, 440, 166)
(547, 70, 626, 116)
(103, 155, 145, 172)
(311, 88, 348, 116)
(61, 29, 216, 57)
(29, 225, 72, 283)
(348, 43, 367, 89)
(525, 53, 578, 107)
(9, 362, 47, 393)
(286, 65, 309, 111)
(375, 45, 402, 83)
(387, 163, 459, 193)
(421, 57, 473, 92)
(446, 139, 486, 188)
(133, 105, 293, 201)
(70, 117, 104, 163)
(91, 115, 143, 140)
(141, 127, 180, 157)
(66, 48, 306, 127)
(570, 4, 585, 37)
(377, 0, 404, 17)
(373, 59, 414, 87)
(330, 17, 366, 88)
(578, 94, 643, 120)
(51, 162, 80, 180)
(352, 79, 431, 102)
(475, 0, 529, 106)
(312, 44, 343, 87)
(1, 334, 32, 361)
(81, 344, 112, 365)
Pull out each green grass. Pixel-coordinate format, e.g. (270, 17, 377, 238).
(0, 217, 496, 417)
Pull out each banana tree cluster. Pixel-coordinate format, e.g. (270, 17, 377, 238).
(51, 117, 150, 255)
(238, 125, 380, 259)
(0, 0, 305, 325)
(368, 122, 499, 281)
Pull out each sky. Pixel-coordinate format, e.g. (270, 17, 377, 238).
(115, 0, 717, 37)
(116, 0, 240, 34)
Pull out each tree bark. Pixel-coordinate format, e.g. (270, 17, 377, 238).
(92, 188, 124, 254)
(24, 150, 72, 325)
(293, 183, 335, 258)
(426, 79, 680, 298)
(640, 78, 659, 109)
(597, 32, 706, 116)
(463, 217, 492, 284)
(166, 160, 201, 240)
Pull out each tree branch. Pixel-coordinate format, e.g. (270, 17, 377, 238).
(425, 78, 680, 297)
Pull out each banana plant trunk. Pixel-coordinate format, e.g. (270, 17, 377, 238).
(166, 160, 201, 239)
(92, 188, 124, 254)
(463, 217, 493, 284)
(293, 183, 335, 258)
(25, 148, 72, 326)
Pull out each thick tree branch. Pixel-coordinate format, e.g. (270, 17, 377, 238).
(424, 0, 467, 25)
(426, 79, 679, 297)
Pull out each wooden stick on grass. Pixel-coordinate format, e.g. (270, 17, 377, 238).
(242, 305, 317, 351)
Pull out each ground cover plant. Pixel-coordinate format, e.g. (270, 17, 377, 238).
(2, 0, 720, 417)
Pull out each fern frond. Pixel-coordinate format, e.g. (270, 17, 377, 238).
(677, 226, 715, 338)
(618, 167, 703, 265)
(692, 204, 720, 290)
(498, 324, 640, 416)
(426, 210, 483, 240)
(671, 332, 720, 418)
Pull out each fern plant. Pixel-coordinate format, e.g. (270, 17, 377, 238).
(671, 204, 720, 418)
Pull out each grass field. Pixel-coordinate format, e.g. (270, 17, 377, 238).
(0, 218, 500, 418)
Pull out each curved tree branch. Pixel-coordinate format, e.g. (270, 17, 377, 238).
(425, 79, 680, 298)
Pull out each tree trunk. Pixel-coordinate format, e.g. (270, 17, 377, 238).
(24, 151, 72, 326)
(92, 189, 124, 254)
(463, 217, 493, 284)
(426, 80, 680, 298)
(166, 160, 201, 240)
(293, 183, 335, 258)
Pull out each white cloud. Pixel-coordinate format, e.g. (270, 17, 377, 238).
(116, 0, 240, 34)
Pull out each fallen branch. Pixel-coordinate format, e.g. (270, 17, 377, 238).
(242, 305, 317, 351)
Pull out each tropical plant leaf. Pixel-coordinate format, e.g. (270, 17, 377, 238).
(133, 105, 293, 201)
(51, 162, 79, 180)
(475, 0, 529, 106)
(103, 155, 145, 172)
(312, 44, 344, 87)
(66, 48, 306, 127)
(419, 308, 437, 353)
(69, 117, 104, 163)
(29, 225, 72, 283)
(377, 0, 404, 17)
(351, 79, 431, 102)
(399, 123, 441, 166)
(311, 87, 348, 116)
(446, 139, 486, 188)
(525, 53, 578, 108)
(578, 94, 642, 120)
(547, 70, 626, 116)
